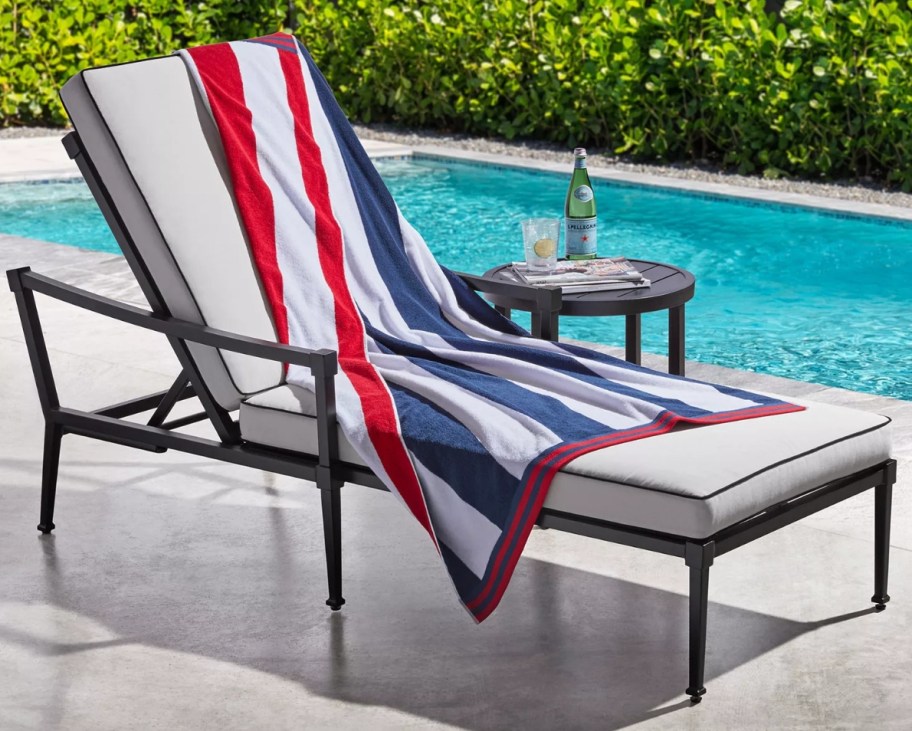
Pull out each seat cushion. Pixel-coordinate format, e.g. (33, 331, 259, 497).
(240, 385, 892, 539)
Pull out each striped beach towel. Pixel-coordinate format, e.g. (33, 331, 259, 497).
(180, 34, 802, 621)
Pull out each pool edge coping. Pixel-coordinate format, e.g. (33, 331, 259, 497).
(408, 144, 912, 224)
(0, 170, 83, 184)
(3, 134, 910, 223)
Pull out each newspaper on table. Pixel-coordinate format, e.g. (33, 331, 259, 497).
(511, 257, 650, 292)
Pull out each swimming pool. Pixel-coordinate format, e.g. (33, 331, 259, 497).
(1, 157, 910, 400)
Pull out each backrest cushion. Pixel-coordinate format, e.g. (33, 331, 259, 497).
(60, 56, 283, 409)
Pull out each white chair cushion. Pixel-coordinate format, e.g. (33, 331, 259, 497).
(239, 385, 892, 539)
(60, 57, 283, 408)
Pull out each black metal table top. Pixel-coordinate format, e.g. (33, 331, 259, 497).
(482, 259, 695, 316)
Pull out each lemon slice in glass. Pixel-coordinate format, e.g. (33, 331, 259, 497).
(533, 237, 556, 258)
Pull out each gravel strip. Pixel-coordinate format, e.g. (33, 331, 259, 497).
(5, 123, 910, 208)
(354, 123, 912, 209)
(0, 126, 66, 139)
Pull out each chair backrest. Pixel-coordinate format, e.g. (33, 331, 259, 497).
(60, 56, 283, 410)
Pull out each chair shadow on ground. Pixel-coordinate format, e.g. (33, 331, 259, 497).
(0, 461, 884, 730)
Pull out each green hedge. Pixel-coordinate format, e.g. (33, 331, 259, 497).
(0, 0, 285, 124)
(3, 1, 912, 186)
(298, 0, 912, 185)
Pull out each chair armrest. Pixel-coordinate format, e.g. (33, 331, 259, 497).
(451, 269, 562, 313)
(7, 267, 336, 376)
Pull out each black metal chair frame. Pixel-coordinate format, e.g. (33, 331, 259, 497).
(6, 131, 897, 704)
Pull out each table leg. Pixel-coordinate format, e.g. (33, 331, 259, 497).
(669, 305, 685, 376)
(625, 314, 641, 365)
(495, 305, 511, 319)
(532, 311, 560, 341)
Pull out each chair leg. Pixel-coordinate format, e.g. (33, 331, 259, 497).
(872, 483, 893, 611)
(38, 423, 63, 534)
(320, 484, 345, 610)
(685, 541, 714, 703)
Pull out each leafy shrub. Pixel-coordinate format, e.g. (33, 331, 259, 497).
(0, 1, 286, 125)
(295, 0, 912, 186)
(2, 0, 912, 186)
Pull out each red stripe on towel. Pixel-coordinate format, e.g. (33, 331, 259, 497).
(276, 49, 436, 542)
(186, 44, 290, 349)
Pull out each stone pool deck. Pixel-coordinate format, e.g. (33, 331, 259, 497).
(2, 231, 911, 730)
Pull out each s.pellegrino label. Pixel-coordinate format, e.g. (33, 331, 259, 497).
(565, 216, 597, 257)
(564, 147, 597, 260)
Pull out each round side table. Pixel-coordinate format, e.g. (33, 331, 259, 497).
(481, 259, 695, 375)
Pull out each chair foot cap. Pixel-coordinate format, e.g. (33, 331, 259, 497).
(37, 522, 55, 534)
(326, 597, 346, 611)
(686, 687, 706, 703)
(872, 594, 890, 611)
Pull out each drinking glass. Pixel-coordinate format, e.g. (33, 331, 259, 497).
(521, 218, 560, 273)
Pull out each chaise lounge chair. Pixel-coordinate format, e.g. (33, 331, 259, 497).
(6, 52, 896, 704)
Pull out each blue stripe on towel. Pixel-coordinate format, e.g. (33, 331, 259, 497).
(368, 322, 721, 422)
(387, 382, 517, 527)
(368, 326, 625, 443)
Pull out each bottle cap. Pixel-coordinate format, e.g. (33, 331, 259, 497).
(573, 147, 587, 157)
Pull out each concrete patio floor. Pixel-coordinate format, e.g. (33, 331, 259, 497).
(1, 233, 910, 730)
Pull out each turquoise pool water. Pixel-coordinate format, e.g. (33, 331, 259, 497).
(1, 158, 910, 400)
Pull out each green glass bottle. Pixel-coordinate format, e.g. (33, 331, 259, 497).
(564, 147, 597, 259)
